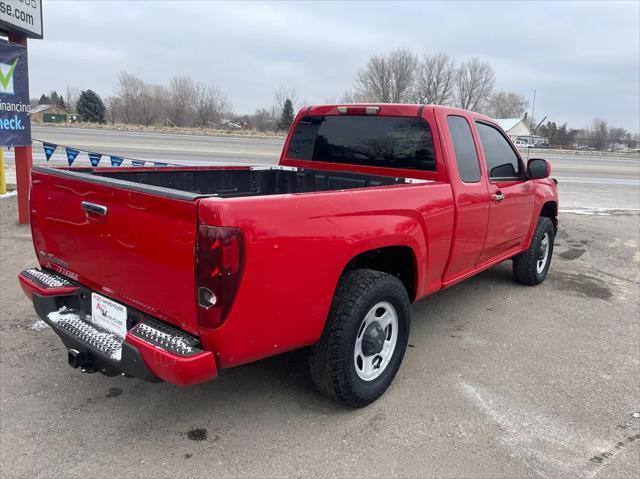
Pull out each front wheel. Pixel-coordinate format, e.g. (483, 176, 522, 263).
(513, 216, 555, 285)
(309, 269, 410, 408)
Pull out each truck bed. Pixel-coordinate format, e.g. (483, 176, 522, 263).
(81, 166, 416, 198)
(28, 164, 429, 336)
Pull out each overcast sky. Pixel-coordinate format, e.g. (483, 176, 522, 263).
(27, 0, 640, 131)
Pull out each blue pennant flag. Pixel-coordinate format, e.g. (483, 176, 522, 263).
(65, 147, 80, 166)
(88, 153, 102, 167)
(110, 156, 124, 167)
(154, 162, 168, 167)
(43, 143, 57, 161)
(131, 160, 146, 166)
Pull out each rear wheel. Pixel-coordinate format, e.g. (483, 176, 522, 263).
(513, 216, 555, 285)
(309, 269, 410, 408)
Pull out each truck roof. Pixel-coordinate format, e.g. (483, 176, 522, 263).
(303, 103, 495, 124)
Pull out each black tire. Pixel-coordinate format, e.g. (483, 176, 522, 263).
(513, 216, 555, 285)
(309, 269, 410, 408)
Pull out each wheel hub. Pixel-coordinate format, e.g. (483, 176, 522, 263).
(361, 322, 385, 356)
(353, 301, 399, 382)
(537, 245, 546, 260)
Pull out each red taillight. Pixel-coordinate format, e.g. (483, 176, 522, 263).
(196, 226, 244, 329)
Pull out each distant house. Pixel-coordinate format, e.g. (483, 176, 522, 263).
(29, 104, 80, 124)
(495, 118, 548, 146)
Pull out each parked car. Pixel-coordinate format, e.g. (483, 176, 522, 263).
(19, 104, 558, 407)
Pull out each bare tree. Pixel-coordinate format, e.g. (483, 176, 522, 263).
(191, 82, 231, 127)
(455, 58, 495, 111)
(104, 96, 122, 125)
(136, 84, 166, 127)
(414, 53, 456, 105)
(167, 76, 196, 126)
(589, 118, 610, 150)
(251, 108, 276, 132)
(485, 90, 528, 118)
(270, 85, 300, 124)
(388, 49, 417, 102)
(116, 71, 145, 124)
(354, 49, 418, 103)
(64, 85, 80, 112)
(273, 86, 298, 112)
(340, 89, 368, 103)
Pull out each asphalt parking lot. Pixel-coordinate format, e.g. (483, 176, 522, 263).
(1, 192, 639, 477)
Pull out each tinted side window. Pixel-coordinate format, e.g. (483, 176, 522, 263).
(475, 122, 523, 179)
(447, 115, 480, 182)
(287, 115, 436, 171)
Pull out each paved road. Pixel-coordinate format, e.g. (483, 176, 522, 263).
(3, 125, 639, 210)
(30, 125, 283, 165)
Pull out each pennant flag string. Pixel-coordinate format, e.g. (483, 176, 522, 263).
(65, 147, 80, 166)
(43, 143, 57, 162)
(88, 153, 102, 167)
(32, 139, 182, 168)
(110, 156, 124, 167)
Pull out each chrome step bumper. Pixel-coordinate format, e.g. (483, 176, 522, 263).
(21, 268, 218, 385)
(48, 307, 123, 361)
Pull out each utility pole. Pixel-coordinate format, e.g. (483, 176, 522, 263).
(529, 89, 536, 131)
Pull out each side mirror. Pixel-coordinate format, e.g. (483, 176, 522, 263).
(527, 158, 550, 179)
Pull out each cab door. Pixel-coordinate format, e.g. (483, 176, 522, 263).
(439, 111, 491, 283)
(474, 121, 535, 265)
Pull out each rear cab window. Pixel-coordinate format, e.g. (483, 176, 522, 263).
(286, 116, 436, 172)
(475, 122, 524, 180)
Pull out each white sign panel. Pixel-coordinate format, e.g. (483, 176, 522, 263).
(0, 0, 43, 39)
(91, 293, 128, 338)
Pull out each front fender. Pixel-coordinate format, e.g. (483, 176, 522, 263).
(522, 179, 559, 250)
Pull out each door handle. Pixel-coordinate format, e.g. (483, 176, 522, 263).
(81, 201, 108, 215)
(492, 192, 505, 203)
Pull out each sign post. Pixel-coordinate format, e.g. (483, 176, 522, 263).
(1, 0, 43, 223)
(0, 146, 5, 194)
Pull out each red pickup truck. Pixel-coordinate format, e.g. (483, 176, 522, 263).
(19, 104, 558, 407)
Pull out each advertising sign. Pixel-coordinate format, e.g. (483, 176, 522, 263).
(0, 38, 30, 146)
(0, 0, 43, 39)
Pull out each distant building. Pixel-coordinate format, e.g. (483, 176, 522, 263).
(29, 104, 80, 124)
(495, 118, 548, 146)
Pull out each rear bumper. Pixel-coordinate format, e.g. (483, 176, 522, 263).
(19, 269, 217, 386)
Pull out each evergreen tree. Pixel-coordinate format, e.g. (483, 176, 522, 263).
(39, 94, 50, 105)
(49, 90, 66, 108)
(76, 89, 106, 123)
(277, 99, 294, 132)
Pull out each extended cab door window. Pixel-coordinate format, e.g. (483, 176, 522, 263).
(475, 122, 524, 181)
(447, 115, 481, 182)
